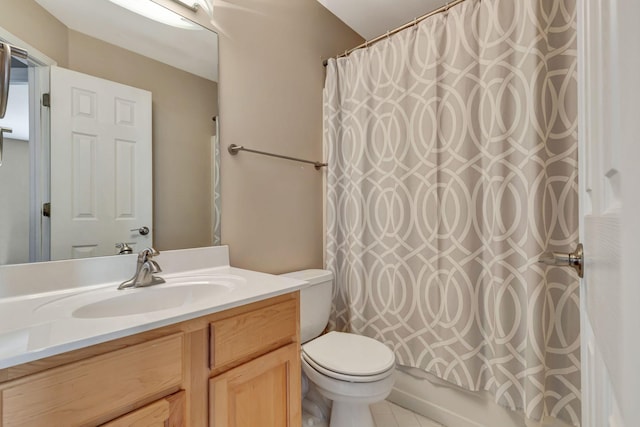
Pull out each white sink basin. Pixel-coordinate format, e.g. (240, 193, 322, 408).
(34, 274, 244, 319)
(73, 283, 228, 318)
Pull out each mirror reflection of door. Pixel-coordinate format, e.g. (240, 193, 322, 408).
(50, 66, 152, 260)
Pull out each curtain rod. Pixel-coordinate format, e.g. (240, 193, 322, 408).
(228, 144, 328, 170)
(322, 0, 467, 66)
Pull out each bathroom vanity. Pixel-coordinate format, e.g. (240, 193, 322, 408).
(0, 246, 306, 426)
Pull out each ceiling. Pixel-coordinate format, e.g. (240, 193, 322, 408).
(317, 0, 450, 40)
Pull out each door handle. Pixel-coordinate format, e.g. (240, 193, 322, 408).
(131, 226, 150, 236)
(538, 243, 583, 278)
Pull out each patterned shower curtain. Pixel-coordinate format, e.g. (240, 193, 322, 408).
(324, 0, 580, 424)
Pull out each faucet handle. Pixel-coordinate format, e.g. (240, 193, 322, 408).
(140, 247, 159, 257)
(147, 260, 162, 274)
(136, 247, 160, 265)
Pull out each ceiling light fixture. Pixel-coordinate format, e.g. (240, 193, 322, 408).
(170, 0, 214, 20)
(169, 0, 199, 13)
(107, 0, 201, 30)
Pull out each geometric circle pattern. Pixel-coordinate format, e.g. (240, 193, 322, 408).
(324, 0, 580, 424)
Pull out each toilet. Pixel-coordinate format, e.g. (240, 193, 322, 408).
(281, 270, 395, 427)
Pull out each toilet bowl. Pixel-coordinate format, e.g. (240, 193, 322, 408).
(302, 331, 395, 427)
(280, 270, 395, 427)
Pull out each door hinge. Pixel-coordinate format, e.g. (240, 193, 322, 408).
(42, 93, 50, 107)
(42, 202, 51, 217)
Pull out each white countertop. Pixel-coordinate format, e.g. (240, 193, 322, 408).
(0, 246, 308, 370)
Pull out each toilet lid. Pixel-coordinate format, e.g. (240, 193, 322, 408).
(302, 331, 395, 378)
(302, 352, 394, 382)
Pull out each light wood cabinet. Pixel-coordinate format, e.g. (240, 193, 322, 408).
(0, 292, 300, 427)
(209, 299, 297, 372)
(1, 334, 183, 426)
(102, 390, 186, 427)
(209, 343, 301, 427)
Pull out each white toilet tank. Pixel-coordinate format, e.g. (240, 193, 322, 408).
(280, 269, 333, 343)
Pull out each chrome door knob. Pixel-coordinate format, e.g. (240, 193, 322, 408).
(538, 243, 584, 278)
(131, 226, 150, 236)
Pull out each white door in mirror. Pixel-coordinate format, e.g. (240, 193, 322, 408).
(49, 66, 152, 260)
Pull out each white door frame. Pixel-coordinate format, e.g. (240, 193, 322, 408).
(0, 27, 55, 263)
(29, 65, 52, 263)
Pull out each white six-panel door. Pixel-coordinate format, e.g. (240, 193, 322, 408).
(50, 66, 152, 260)
(578, 1, 640, 426)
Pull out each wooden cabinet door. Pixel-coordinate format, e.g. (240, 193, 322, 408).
(101, 390, 185, 427)
(0, 334, 183, 426)
(209, 343, 301, 427)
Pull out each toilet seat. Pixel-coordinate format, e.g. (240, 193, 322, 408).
(302, 331, 395, 383)
(302, 352, 394, 383)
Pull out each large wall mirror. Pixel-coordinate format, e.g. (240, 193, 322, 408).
(0, 0, 220, 265)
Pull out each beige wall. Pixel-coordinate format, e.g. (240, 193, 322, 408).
(0, 0, 68, 66)
(212, 0, 363, 272)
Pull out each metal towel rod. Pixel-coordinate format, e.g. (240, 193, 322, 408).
(228, 144, 328, 170)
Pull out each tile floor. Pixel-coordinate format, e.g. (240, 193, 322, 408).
(371, 400, 445, 427)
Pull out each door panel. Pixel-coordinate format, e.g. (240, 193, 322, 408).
(579, 0, 640, 426)
(50, 66, 152, 260)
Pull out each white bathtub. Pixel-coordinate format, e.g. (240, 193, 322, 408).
(388, 366, 575, 427)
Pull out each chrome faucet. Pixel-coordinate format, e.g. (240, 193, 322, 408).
(118, 247, 166, 290)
